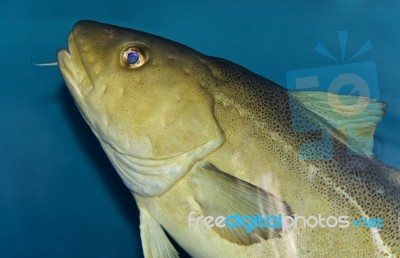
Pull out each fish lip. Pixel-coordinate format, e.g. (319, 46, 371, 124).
(57, 33, 88, 100)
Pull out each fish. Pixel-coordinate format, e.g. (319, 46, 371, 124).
(57, 20, 400, 257)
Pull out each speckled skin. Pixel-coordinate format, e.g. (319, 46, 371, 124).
(58, 21, 400, 257)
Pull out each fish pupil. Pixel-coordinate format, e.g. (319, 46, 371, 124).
(127, 51, 139, 64)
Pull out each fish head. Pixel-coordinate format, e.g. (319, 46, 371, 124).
(57, 20, 222, 161)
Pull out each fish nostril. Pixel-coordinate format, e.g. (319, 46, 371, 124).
(105, 28, 115, 39)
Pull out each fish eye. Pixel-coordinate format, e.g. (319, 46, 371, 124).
(121, 47, 146, 68)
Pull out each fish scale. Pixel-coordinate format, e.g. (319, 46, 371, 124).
(57, 20, 400, 257)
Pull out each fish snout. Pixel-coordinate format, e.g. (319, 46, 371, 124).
(72, 20, 117, 47)
(68, 20, 118, 83)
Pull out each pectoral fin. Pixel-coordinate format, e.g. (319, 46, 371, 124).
(139, 207, 179, 258)
(192, 161, 292, 246)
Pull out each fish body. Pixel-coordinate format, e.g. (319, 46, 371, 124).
(57, 21, 400, 257)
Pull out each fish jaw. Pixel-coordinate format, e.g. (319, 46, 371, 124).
(57, 33, 95, 128)
(58, 33, 85, 99)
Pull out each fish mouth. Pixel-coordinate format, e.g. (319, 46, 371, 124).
(57, 33, 91, 102)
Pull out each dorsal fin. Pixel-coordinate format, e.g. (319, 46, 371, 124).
(289, 90, 386, 156)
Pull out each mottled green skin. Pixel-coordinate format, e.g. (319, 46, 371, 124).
(199, 58, 400, 256)
(58, 21, 400, 257)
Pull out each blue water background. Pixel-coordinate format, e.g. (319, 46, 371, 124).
(1, 0, 399, 257)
